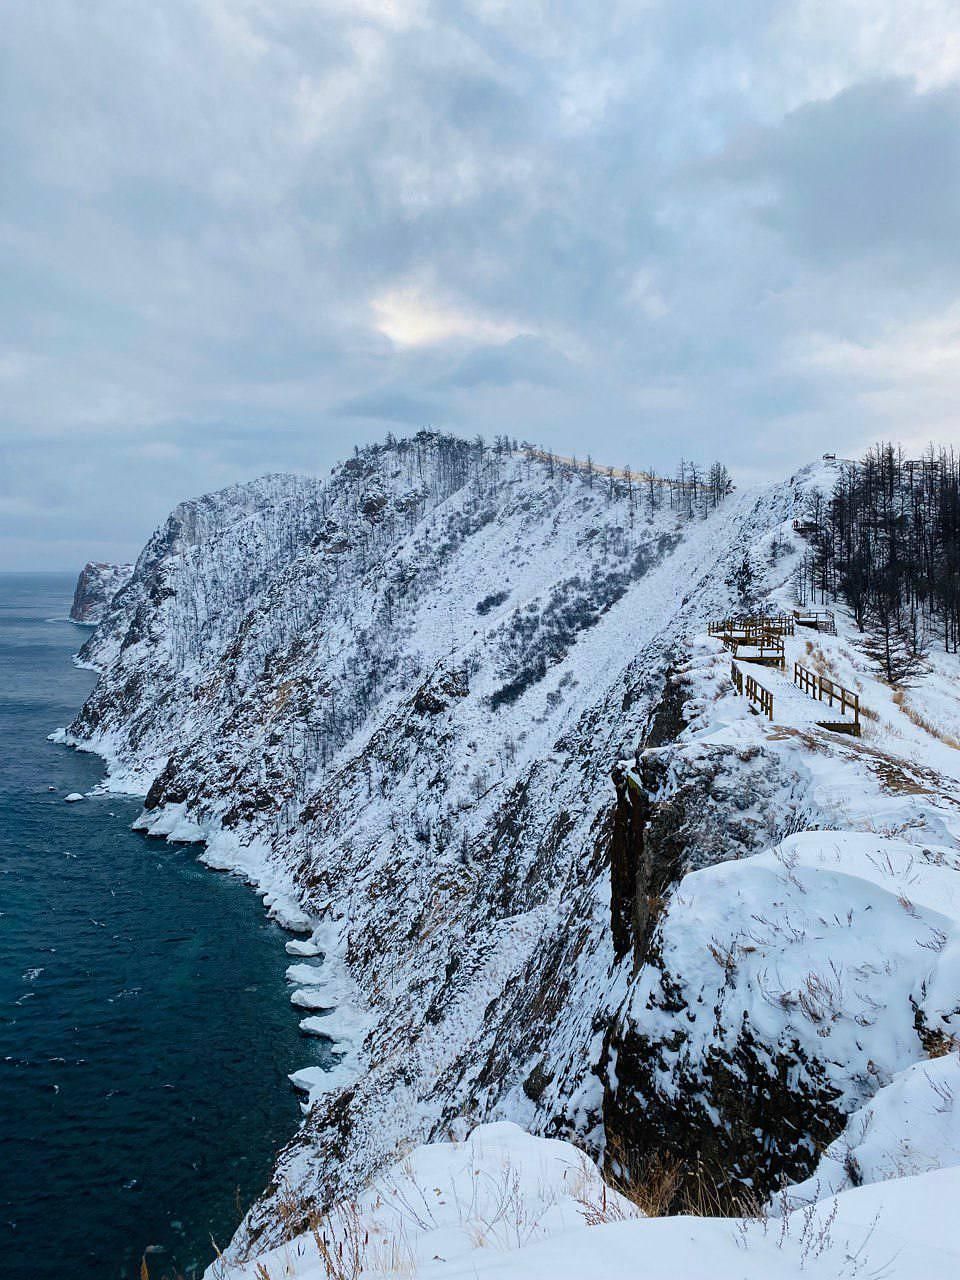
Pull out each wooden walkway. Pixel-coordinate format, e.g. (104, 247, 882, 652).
(712, 614, 862, 736)
(708, 615, 793, 667)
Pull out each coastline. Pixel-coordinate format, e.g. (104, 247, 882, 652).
(47, 713, 373, 1254)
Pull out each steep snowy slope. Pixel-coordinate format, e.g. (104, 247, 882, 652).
(63, 433, 808, 1259)
(64, 435, 960, 1276)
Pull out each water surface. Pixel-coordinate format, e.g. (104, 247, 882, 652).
(0, 574, 324, 1279)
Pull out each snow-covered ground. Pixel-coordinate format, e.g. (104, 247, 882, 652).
(213, 1121, 960, 1280)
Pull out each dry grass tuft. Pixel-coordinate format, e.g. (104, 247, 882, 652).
(310, 1203, 369, 1280)
(923, 1028, 960, 1059)
(892, 689, 960, 750)
(605, 1136, 761, 1220)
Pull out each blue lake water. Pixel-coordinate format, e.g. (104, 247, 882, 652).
(0, 574, 325, 1279)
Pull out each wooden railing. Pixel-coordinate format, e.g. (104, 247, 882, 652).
(819, 674, 860, 726)
(710, 613, 794, 639)
(793, 662, 861, 734)
(793, 661, 818, 698)
(709, 617, 786, 667)
(750, 632, 784, 665)
(793, 608, 837, 636)
(730, 661, 743, 695)
(721, 626, 784, 666)
(767, 613, 796, 636)
(744, 672, 774, 720)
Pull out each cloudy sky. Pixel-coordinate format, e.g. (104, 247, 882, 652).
(4, 1, 960, 568)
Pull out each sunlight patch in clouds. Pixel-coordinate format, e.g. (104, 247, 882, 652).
(371, 285, 528, 348)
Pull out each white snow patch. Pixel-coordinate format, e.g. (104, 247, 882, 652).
(213, 1123, 960, 1280)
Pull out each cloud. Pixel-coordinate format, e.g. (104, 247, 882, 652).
(442, 335, 573, 388)
(337, 389, 441, 423)
(5, 1, 960, 566)
(714, 78, 960, 271)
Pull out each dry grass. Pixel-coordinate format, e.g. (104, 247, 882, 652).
(605, 1135, 761, 1220)
(923, 1028, 960, 1059)
(608, 1147, 684, 1218)
(310, 1203, 371, 1280)
(866, 756, 933, 798)
(570, 1162, 641, 1226)
(892, 689, 960, 750)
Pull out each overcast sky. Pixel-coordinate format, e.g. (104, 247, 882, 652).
(4, 2, 960, 568)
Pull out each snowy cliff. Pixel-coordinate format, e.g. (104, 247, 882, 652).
(62, 433, 960, 1276)
(63, 436, 793, 1237)
(69, 561, 134, 624)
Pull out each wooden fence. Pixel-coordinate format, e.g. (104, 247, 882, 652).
(730, 661, 743, 695)
(793, 608, 837, 636)
(793, 661, 818, 698)
(819, 674, 860, 726)
(744, 671, 774, 720)
(710, 613, 794, 639)
(763, 614, 796, 637)
(793, 662, 861, 735)
(721, 627, 784, 666)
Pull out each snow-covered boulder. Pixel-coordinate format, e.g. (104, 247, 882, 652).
(785, 1051, 960, 1202)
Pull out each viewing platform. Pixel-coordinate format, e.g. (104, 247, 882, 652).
(712, 613, 862, 736)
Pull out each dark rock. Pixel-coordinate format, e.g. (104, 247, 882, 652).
(69, 561, 134, 624)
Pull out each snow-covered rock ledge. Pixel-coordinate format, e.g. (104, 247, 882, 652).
(47, 726, 158, 796)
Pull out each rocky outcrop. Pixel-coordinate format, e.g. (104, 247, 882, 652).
(69, 561, 133, 624)
(603, 663, 836, 1204)
(601, 638, 960, 1212)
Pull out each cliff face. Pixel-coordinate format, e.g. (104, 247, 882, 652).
(602, 635, 960, 1210)
(65, 432, 824, 1257)
(69, 561, 133, 624)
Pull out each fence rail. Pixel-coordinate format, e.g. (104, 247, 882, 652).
(717, 624, 785, 666)
(793, 662, 861, 734)
(709, 613, 794, 639)
(744, 672, 774, 720)
(793, 608, 837, 636)
(819, 674, 860, 724)
(793, 661, 818, 697)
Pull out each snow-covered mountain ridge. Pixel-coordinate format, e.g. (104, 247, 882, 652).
(60, 434, 960, 1275)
